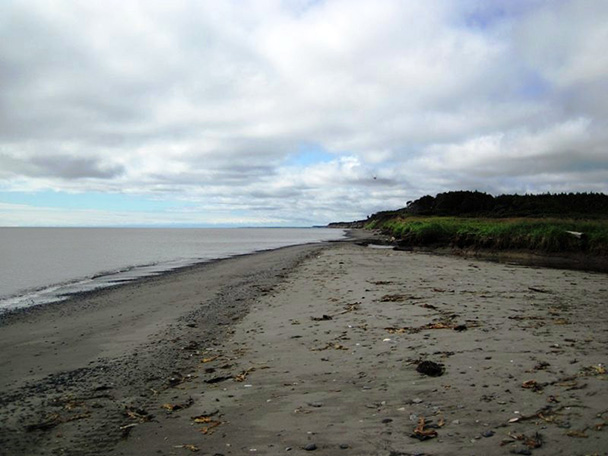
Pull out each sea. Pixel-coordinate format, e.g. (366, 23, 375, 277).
(0, 227, 345, 314)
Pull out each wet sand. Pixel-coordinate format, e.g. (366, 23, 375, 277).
(1, 240, 607, 455)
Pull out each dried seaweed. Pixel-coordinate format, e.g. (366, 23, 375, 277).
(521, 380, 544, 392)
(411, 417, 438, 440)
(191, 410, 219, 423)
(502, 432, 543, 448)
(380, 294, 412, 302)
(124, 406, 153, 422)
(162, 398, 194, 412)
(201, 355, 219, 364)
(234, 367, 256, 382)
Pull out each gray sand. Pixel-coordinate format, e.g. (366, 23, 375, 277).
(1, 241, 607, 455)
(0, 243, 325, 455)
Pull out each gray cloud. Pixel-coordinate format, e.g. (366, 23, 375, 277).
(1, 152, 124, 180)
(29, 155, 125, 179)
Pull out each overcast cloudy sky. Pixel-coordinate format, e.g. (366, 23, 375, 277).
(1, 0, 607, 226)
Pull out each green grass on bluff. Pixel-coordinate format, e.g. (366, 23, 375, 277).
(366, 216, 608, 255)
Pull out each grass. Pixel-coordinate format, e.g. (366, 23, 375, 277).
(365, 216, 608, 255)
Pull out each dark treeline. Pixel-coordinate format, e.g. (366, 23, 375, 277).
(371, 191, 608, 220)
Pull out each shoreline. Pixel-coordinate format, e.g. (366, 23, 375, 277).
(1, 238, 605, 455)
(0, 227, 348, 318)
(0, 242, 332, 390)
(0, 235, 350, 324)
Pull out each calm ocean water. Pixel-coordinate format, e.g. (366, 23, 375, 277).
(0, 227, 345, 313)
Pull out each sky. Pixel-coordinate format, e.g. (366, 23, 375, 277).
(1, 0, 607, 227)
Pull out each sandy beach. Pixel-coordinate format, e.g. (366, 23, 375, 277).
(1, 237, 607, 455)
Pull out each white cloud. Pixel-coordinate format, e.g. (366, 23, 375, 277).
(516, 0, 608, 88)
(422, 117, 593, 171)
(0, 0, 606, 225)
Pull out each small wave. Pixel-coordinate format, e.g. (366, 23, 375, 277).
(0, 228, 346, 315)
(0, 257, 211, 315)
